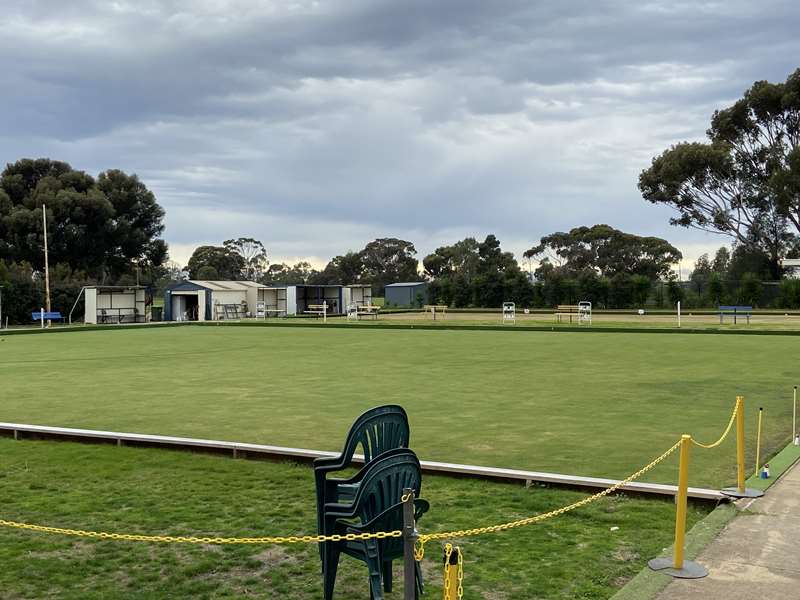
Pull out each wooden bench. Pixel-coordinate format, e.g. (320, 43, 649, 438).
(423, 305, 448, 320)
(305, 303, 329, 321)
(554, 305, 580, 323)
(554, 302, 592, 324)
(356, 305, 380, 320)
(31, 311, 64, 323)
(719, 305, 752, 325)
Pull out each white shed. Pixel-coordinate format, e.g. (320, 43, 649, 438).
(82, 286, 147, 324)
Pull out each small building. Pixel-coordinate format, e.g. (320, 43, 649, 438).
(283, 284, 343, 316)
(83, 286, 147, 324)
(343, 284, 373, 308)
(164, 280, 270, 321)
(164, 281, 348, 320)
(783, 258, 800, 279)
(384, 282, 428, 307)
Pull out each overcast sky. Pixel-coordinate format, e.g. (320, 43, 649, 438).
(2, 1, 799, 271)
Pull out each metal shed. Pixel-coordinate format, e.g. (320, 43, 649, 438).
(164, 280, 272, 321)
(384, 282, 428, 307)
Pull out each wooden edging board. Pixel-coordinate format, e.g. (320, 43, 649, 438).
(0, 422, 724, 502)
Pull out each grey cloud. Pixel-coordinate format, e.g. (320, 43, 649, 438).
(1, 0, 799, 267)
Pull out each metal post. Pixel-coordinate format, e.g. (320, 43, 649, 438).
(673, 435, 690, 569)
(648, 435, 707, 578)
(721, 396, 764, 498)
(40, 307, 45, 329)
(322, 301, 327, 324)
(737, 396, 746, 492)
(793, 386, 797, 445)
(402, 487, 417, 600)
(42, 204, 52, 327)
(677, 301, 681, 328)
(755, 407, 763, 478)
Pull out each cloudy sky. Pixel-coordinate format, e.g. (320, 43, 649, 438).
(2, 1, 799, 270)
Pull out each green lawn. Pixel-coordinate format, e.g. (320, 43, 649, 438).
(0, 438, 708, 599)
(0, 326, 795, 488)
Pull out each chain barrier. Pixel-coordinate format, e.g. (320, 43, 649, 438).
(414, 438, 681, 560)
(0, 519, 401, 545)
(1, 403, 738, 561)
(690, 402, 738, 449)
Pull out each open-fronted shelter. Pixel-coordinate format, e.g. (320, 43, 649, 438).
(283, 284, 343, 316)
(342, 284, 373, 308)
(80, 286, 148, 324)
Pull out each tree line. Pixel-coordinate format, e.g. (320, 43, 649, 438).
(2, 68, 800, 322)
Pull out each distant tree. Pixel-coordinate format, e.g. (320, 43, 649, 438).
(667, 280, 685, 306)
(525, 224, 682, 280)
(738, 273, 764, 305)
(0, 159, 167, 280)
(315, 251, 364, 284)
(359, 238, 420, 295)
(187, 246, 245, 280)
(263, 261, 318, 285)
(196, 265, 219, 280)
(223, 238, 268, 280)
(423, 238, 480, 281)
(690, 254, 713, 294)
(631, 275, 652, 306)
(727, 245, 773, 281)
(639, 69, 800, 278)
(708, 272, 725, 305)
(711, 246, 731, 274)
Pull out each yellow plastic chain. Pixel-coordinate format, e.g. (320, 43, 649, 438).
(690, 402, 738, 449)
(444, 543, 453, 599)
(0, 519, 401, 545)
(414, 438, 681, 560)
(456, 544, 464, 599)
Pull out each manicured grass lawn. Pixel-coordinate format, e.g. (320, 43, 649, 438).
(0, 326, 795, 488)
(0, 438, 709, 599)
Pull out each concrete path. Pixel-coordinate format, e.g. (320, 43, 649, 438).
(657, 461, 800, 600)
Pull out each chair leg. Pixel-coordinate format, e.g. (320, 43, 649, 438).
(382, 560, 392, 593)
(323, 544, 341, 600)
(363, 540, 384, 600)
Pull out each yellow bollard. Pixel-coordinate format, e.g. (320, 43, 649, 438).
(648, 435, 708, 578)
(736, 396, 746, 493)
(442, 544, 462, 600)
(721, 396, 764, 499)
(673, 435, 691, 569)
(754, 407, 763, 478)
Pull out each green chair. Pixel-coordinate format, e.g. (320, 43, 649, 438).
(314, 405, 410, 557)
(322, 448, 427, 600)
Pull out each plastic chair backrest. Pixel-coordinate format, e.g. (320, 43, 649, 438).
(351, 449, 421, 527)
(339, 405, 409, 466)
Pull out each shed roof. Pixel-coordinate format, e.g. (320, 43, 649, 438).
(187, 280, 266, 291)
(385, 282, 426, 288)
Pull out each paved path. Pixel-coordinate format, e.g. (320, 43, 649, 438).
(657, 461, 800, 600)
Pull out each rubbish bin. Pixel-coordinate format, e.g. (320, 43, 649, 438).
(151, 306, 163, 322)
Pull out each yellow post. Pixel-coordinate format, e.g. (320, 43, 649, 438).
(673, 435, 691, 570)
(442, 544, 460, 600)
(754, 407, 763, 478)
(736, 396, 746, 493)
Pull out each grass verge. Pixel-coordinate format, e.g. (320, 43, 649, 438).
(0, 438, 710, 599)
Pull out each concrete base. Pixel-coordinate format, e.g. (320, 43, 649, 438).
(648, 557, 709, 579)
(720, 486, 765, 499)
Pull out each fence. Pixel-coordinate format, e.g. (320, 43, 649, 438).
(0, 396, 777, 598)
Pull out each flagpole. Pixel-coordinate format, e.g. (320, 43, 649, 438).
(42, 204, 52, 327)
